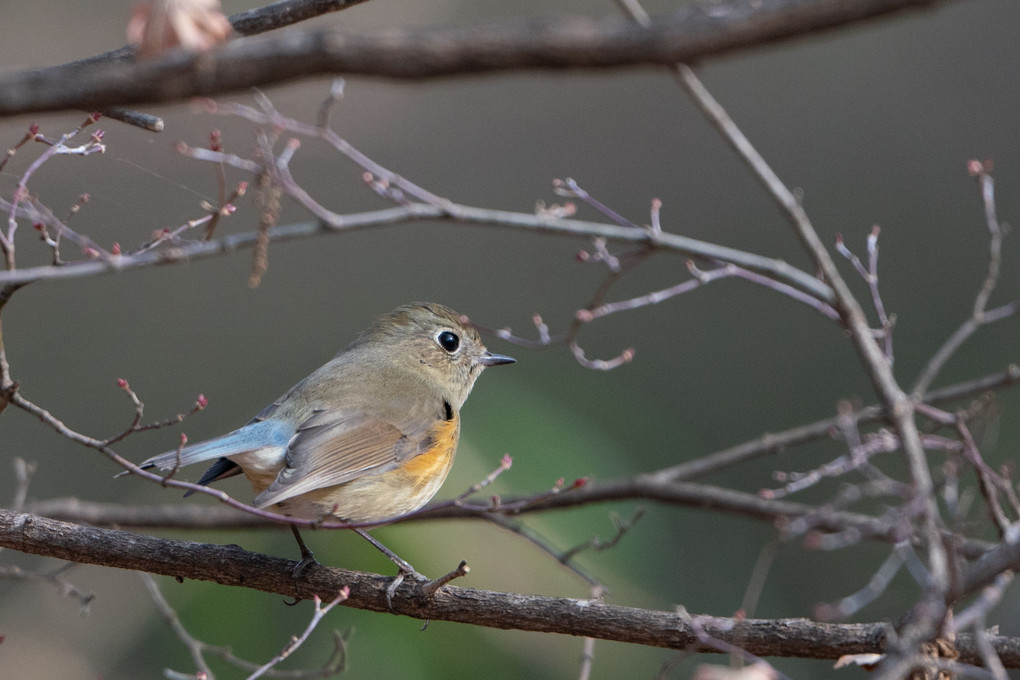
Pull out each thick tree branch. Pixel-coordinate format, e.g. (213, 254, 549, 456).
(2, 508, 1016, 666)
(62, 0, 371, 131)
(0, 0, 965, 118)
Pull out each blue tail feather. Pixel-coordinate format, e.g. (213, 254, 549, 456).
(141, 419, 293, 470)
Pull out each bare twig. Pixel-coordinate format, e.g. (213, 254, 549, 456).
(912, 161, 1014, 397)
(141, 572, 349, 679)
(246, 590, 349, 680)
(651, 364, 1018, 483)
(836, 227, 894, 362)
(0, 204, 832, 302)
(815, 542, 929, 621)
(0, 563, 95, 613)
(419, 562, 470, 599)
(671, 60, 950, 680)
(104, 379, 208, 446)
(579, 630, 597, 680)
(141, 572, 215, 678)
(559, 509, 645, 564)
(10, 457, 37, 512)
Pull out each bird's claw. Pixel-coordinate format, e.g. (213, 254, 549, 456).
(291, 554, 318, 579)
(385, 564, 428, 611)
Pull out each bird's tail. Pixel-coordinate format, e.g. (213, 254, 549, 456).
(139, 419, 292, 471)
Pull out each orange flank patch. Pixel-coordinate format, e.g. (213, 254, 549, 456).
(400, 417, 459, 490)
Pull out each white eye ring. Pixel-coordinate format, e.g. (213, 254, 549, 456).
(436, 330, 461, 353)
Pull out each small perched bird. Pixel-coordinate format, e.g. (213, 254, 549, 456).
(139, 302, 515, 575)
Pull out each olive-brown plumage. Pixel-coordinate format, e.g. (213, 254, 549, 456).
(140, 303, 514, 523)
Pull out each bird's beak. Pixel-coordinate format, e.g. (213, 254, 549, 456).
(480, 351, 516, 366)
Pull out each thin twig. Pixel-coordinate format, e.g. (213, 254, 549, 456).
(912, 161, 1014, 397)
(0, 563, 95, 613)
(141, 573, 215, 678)
(246, 589, 349, 680)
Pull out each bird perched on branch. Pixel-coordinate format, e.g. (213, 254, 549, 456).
(138, 302, 515, 578)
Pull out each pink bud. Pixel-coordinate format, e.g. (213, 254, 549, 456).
(117, 378, 128, 389)
(814, 603, 834, 621)
(196, 394, 208, 409)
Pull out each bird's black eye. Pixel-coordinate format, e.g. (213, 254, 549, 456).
(436, 330, 460, 353)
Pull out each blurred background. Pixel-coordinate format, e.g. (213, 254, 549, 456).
(1, 0, 1018, 677)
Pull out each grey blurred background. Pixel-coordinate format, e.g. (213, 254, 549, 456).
(1, 0, 1018, 677)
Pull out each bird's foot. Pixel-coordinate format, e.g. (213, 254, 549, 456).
(385, 561, 428, 611)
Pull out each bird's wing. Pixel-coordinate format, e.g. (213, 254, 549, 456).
(252, 408, 430, 508)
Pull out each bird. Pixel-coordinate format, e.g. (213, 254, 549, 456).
(138, 302, 515, 579)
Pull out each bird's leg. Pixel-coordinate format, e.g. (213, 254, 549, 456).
(353, 528, 425, 608)
(290, 525, 318, 577)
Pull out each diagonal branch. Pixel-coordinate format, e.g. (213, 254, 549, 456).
(0, 209, 834, 303)
(670, 58, 951, 674)
(0, 0, 967, 118)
